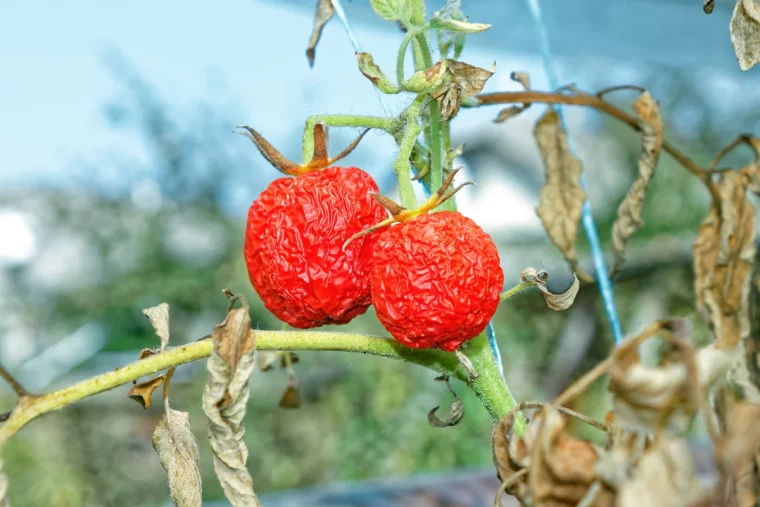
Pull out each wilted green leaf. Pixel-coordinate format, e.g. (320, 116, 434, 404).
(370, 0, 412, 23)
(404, 60, 448, 93)
(306, 0, 335, 67)
(610, 91, 663, 277)
(730, 0, 760, 70)
(430, 17, 490, 33)
(533, 108, 592, 281)
(153, 408, 203, 507)
(356, 53, 400, 93)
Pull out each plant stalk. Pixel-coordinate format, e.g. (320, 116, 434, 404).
(0, 328, 528, 445)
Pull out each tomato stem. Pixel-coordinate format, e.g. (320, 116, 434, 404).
(500, 281, 535, 302)
(301, 115, 394, 165)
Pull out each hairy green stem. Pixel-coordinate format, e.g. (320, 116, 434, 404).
(500, 281, 534, 302)
(396, 27, 426, 85)
(395, 100, 424, 209)
(464, 332, 526, 432)
(301, 114, 394, 164)
(0, 328, 520, 445)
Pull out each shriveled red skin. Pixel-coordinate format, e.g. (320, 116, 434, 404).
(371, 211, 504, 351)
(245, 166, 387, 328)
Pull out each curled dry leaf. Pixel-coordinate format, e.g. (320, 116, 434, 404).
(520, 267, 580, 311)
(528, 408, 614, 506)
(494, 71, 532, 123)
(128, 375, 165, 410)
(278, 376, 302, 409)
(534, 108, 592, 282)
(607, 320, 700, 434)
(730, 0, 760, 70)
(714, 393, 760, 506)
(356, 53, 399, 94)
(306, 0, 335, 67)
(693, 171, 756, 349)
(428, 376, 464, 428)
(610, 91, 663, 277)
(202, 295, 261, 507)
(432, 60, 494, 121)
(428, 399, 464, 428)
(616, 437, 702, 507)
(152, 408, 203, 507)
(143, 302, 170, 350)
(492, 407, 534, 504)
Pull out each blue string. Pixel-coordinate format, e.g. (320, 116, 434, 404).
(330, 0, 394, 117)
(526, 0, 624, 345)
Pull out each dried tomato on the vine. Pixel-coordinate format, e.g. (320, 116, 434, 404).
(345, 168, 504, 352)
(240, 123, 386, 328)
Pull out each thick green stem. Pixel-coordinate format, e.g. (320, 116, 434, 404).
(302, 114, 394, 164)
(0, 330, 468, 446)
(463, 332, 526, 430)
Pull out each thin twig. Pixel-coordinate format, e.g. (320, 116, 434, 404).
(708, 133, 759, 172)
(595, 85, 647, 98)
(0, 362, 29, 397)
(471, 90, 719, 202)
(494, 468, 529, 507)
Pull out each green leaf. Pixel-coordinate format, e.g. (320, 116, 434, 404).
(430, 17, 490, 33)
(403, 60, 449, 93)
(370, 0, 412, 23)
(356, 52, 400, 93)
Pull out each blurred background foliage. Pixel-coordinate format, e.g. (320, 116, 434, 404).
(2, 0, 760, 505)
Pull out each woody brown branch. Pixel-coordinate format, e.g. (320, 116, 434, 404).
(472, 90, 721, 203)
(0, 362, 28, 397)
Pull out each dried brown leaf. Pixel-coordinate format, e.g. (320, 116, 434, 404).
(731, 0, 760, 71)
(306, 0, 335, 67)
(202, 295, 261, 507)
(152, 408, 203, 507)
(616, 437, 703, 507)
(432, 60, 494, 121)
(534, 108, 592, 282)
(128, 375, 165, 410)
(139, 348, 157, 360)
(608, 321, 701, 434)
(693, 171, 756, 349)
(528, 408, 614, 506)
(278, 377, 302, 409)
(610, 91, 663, 277)
(492, 408, 533, 503)
(446, 60, 494, 98)
(714, 393, 760, 506)
(520, 267, 580, 311)
(143, 303, 170, 350)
